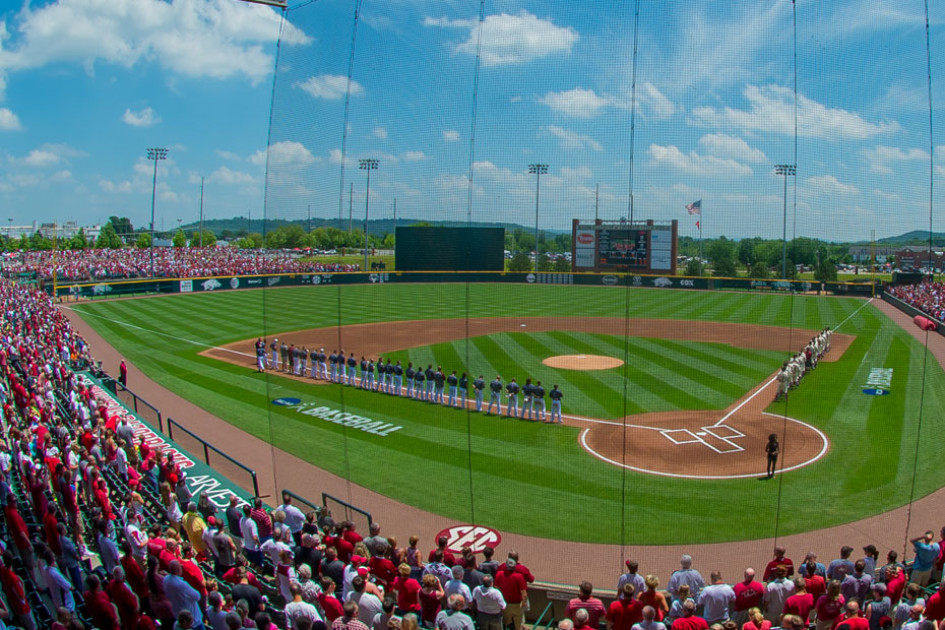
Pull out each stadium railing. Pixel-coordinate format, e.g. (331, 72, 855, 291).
(167, 417, 261, 498)
(322, 491, 372, 536)
(114, 382, 165, 433)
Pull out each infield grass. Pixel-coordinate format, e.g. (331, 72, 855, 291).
(69, 284, 945, 544)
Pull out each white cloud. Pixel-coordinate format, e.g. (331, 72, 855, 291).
(861, 145, 928, 175)
(690, 84, 898, 140)
(328, 149, 355, 168)
(443, 130, 460, 142)
(210, 165, 255, 185)
(216, 150, 242, 161)
(806, 174, 859, 196)
(50, 170, 72, 182)
(295, 75, 363, 100)
(540, 88, 611, 118)
(0, 108, 21, 131)
(249, 141, 316, 167)
(0, 0, 310, 85)
(546, 125, 603, 151)
(99, 179, 132, 193)
(122, 106, 160, 127)
(561, 165, 593, 179)
(638, 82, 675, 120)
(699, 134, 766, 163)
(425, 11, 578, 66)
(373, 127, 388, 140)
(18, 149, 59, 167)
(649, 144, 753, 177)
(401, 151, 426, 162)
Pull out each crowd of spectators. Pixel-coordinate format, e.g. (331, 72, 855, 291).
(2, 279, 945, 630)
(887, 282, 945, 322)
(0, 249, 359, 283)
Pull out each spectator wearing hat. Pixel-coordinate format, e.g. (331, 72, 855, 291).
(619, 560, 647, 598)
(865, 583, 891, 630)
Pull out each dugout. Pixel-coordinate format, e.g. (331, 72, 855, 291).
(395, 226, 504, 271)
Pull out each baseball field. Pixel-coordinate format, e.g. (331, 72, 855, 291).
(68, 282, 945, 545)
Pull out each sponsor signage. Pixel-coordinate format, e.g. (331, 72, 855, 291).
(602, 275, 619, 286)
(291, 403, 403, 436)
(863, 367, 893, 395)
(77, 373, 250, 508)
(575, 230, 596, 247)
(180, 280, 193, 293)
(434, 524, 502, 554)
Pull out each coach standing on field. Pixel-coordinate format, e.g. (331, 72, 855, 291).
(548, 385, 563, 423)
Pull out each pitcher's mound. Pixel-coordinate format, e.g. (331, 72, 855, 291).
(543, 354, 624, 371)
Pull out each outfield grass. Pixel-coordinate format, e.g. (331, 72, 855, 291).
(70, 284, 945, 544)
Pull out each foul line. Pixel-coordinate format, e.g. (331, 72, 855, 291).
(59, 305, 254, 359)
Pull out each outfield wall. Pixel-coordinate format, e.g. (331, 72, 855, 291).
(882, 291, 945, 339)
(49, 270, 878, 299)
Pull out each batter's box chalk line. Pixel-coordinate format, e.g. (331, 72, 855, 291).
(660, 429, 702, 445)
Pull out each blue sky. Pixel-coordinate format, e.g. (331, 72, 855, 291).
(0, 0, 942, 241)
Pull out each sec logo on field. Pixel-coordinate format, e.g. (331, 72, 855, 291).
(862, 388, 889, 396)
(435, 524, 502, 554)
(272, 397, 302, 406)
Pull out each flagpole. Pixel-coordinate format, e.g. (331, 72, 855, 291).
(699, 205, 703, 274)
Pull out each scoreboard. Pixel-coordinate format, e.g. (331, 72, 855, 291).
(572, 219, 677, 274)
(395, 226, 505, 271)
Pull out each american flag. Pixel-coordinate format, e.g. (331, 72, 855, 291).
(686, 200, 701, 215)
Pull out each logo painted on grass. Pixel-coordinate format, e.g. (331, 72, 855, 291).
(863, 368, 893, 396)
(272, 397, 302, 406)
(293, 403, 403, 436)
(435, 524, 502, 554)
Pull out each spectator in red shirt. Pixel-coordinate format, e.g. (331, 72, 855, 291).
(107, 566, 141, 630)
(428, 536, 457, 567)
(84, 573, 120, 630)
(803, 561, 827, 603)
(607, 583, 644, 630)
(884, 567, 905, 605)
(763, 547, 795, 582)
(319, 577, 346, 621)
(833, 601, 869, 630)
(671, 600, 708, 630)
(495, 558, 528, 630)
(566, 581, 607, 628)
(923, 582, 945, 622)
(782, 577, 814, 624)
(392, 562, 422, 615)
(732, 568, 765, 626)
(0, 551, 35, 630)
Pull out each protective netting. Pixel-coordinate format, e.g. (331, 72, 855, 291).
(258, 0, 943, 580)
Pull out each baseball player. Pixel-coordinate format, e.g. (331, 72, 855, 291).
(447, 370, 458, 407)
(393, 360, 404, 396)
(520, 378, 534, 420)
(318, 348, 328, 379)
(458, 372, 468, 408)
(359, 356, 368, 388)
(365, 358, 376, 390)
(473, 375, 485, 411)
(487, 376, 502, 414)
(299, 346, 308, 376)
(433, 366, 446, 404)
(280, 340, 289, 372)
(548, 384, 563, 423)
(414, 366, 426, 399)
(288, 344, 297, 374)
(505, 378, 519, 418)
(269, 338, 279, 370)
(533, 380, 546, 421)
(328, 350, 338, 382)
(255, 339, 266, 372)
(424, 364, 435, 401)
(384, 359, 394, 393)
(310, 347, 319, 378)
(347, 353, 358, 385)
(405, 362, 416, 398)
(377, 356, 386, 392)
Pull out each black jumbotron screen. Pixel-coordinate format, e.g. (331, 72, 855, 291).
(395, 227, 504, 271)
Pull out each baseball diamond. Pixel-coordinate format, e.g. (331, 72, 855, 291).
(67, 281, 945, 546)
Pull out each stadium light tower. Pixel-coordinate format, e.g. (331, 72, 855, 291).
(528, 163, 548, 273)
(147, 147, 168, 278)
(359, 158, 379, 272)
(775, 164, 796, 279)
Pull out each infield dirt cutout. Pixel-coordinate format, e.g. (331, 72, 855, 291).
(543, 354, 624, 370)
(206, 317, 852, 479)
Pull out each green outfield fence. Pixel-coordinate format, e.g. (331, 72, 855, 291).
(48, 270, 879, 300)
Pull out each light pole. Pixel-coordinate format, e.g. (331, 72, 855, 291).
(775, 163, 796, 279)
(359, 158, 379, 272)
(147, 147, 168, 277)
(528, 163, 548, 273)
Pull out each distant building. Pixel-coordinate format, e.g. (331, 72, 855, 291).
(895, 246, 945, 271)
